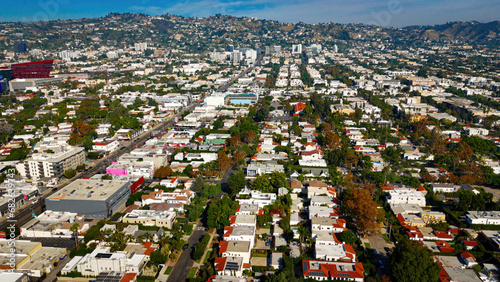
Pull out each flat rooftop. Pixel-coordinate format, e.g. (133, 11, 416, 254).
(48, 179, 129, 201)
(234, 214, 256, 225)
(226, 240, 251, 253)
(226, 225, 255, 237)
(0, 239, 40, 255)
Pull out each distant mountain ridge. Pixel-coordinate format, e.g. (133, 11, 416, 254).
(403, 20, 499, 45)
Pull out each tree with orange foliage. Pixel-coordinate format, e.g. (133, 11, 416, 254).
(321, 122, 332, 133)
(345, 152, 358, 168)
(217, 151, 231, 173)
(154, 166, 174, 179)
(243, 130, 257, 143)
(229, 135, 242, 147)
(344, 187, 384, 236)
(324, 131, 341, 150)
(455, 141, 474, 161)
(232, 149, 246, 163)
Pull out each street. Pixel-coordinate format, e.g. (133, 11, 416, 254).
(368, 234, 392, 276)
(167, 221, 205, 282)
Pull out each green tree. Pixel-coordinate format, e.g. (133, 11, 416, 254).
(228, 171, 246, 196)
(270, 171, 288, 190)
(338, 230, 357, 245)
(250, 175, 272, 192)
(150, 250, 167, 264)
(64, 169, 76, 179)
(391, 239, 440, 282)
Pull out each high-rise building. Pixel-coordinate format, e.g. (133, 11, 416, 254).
(13, 41, 27, 53)
(58, 50, 79, 60)
(232, 50, 242, 63)
(272, 45, 282, 53)
(227, 44, 234, 52)
(0, 76, 8, 93)
(20, 138, 85, 180)
(334, 44, 339, 53)
(292, 44, 302, 54)
(134, 42, 148, 52)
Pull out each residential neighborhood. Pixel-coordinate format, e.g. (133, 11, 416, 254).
(0, 11, 498, 282)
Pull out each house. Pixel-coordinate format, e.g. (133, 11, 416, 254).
(93, 140, 120, 153)
(311, 217, 346, 232)
(460, 252, 477, 268)
(431, 184, 456, 193)
(386, 190, 426, 206)
(236, 188, 277, 208)
(223, 225, 256, 249)
(315, 243, 356, 262)
(465, 211, 500, 225)
(466, 128, 489, 136)
(160, 178, 179, 188)
(460, 239, 478, 251)
(219, 240, 251, 264)
(214, 256, 250, 277)
(310, 196, 338, 208)
(302, 260, 365, 281)
(479, 263, 500, 282)
(294, 102, 307, 115)
(141, 189, 195, 206)
(290, 180, 303, 193)
(307, 181, 336, 198)
(270, 252, 284, 270)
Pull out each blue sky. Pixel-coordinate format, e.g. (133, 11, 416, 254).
(1, 0, 499, 27)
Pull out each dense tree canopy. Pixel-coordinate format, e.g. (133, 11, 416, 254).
(391, 239, 440, 282)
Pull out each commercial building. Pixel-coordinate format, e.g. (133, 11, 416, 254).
(0, 239, 67, 278)
(20, 138, 85, 180)
(45, 179, 130, 219)
(10, 60, 54, 79)
(20, 210, 88, 238)
(122, 210, 176, 229)
(61, 246, 147, 276)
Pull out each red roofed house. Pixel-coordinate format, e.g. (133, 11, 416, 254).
(159, 178, 179, 188)
(461, 239, 478, 251)
(294, 102, 307, 115)
(460, 252, 477, 267)
(302, 260, 364, 281)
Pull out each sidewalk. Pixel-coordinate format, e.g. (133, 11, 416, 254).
(193, 228, 217, 268)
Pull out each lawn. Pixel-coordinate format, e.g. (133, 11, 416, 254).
(164, 266, 173, 275)
(203, 251, 212, 264)
(187, 267, 198, 278)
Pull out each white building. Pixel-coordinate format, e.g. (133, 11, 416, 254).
(386, 190, 426, 207)
(236, 188, 277, 209)
(311, 217, 346, 232)
(465, 211, 500, 226)
(122, 209, 176, 229)
(315, 243, 356, 262)
(62, 246, 147, 276)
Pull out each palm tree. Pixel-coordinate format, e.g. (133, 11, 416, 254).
(70, 222, 80, 248)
